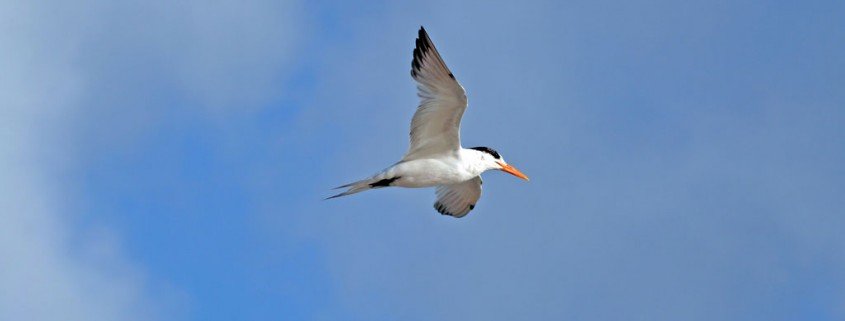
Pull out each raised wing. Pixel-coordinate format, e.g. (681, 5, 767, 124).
(403, 27, 468, 161)
(434, 177, 482, 218)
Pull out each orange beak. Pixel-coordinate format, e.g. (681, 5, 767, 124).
(498, 162, 529, 181)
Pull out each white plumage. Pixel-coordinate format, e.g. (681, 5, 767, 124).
(328, 27, 528, 218)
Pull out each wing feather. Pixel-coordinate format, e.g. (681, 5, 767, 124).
(403, 27, 468, 161)
(434, 177, 482, 218)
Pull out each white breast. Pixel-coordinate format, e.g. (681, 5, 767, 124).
(385, 157, 476, 188)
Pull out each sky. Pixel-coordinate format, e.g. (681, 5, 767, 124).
(1, 0, 843, 320)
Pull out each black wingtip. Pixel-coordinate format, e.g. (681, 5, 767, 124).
(412, 27, 431, 77)
(434, 202, 453, 216)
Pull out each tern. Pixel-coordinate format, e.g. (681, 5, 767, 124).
(328, 26, 529, 217)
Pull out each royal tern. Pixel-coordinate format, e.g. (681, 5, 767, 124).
(327, 26, 528, 217)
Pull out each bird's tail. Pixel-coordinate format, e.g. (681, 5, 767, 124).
(324, 178, 375, 200)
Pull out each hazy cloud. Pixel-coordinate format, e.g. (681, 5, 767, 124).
(0, 1, 305, 319)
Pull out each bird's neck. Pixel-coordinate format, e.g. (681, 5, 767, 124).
(459, 148, 492, 176)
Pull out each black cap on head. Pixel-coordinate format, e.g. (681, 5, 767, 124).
(469, 146, 501, 159)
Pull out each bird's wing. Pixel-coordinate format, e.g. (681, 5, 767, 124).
(402, 27, 468, 161)
(434, 176, 482, 218)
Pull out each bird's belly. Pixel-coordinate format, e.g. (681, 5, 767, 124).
(387, 159, 471, 188)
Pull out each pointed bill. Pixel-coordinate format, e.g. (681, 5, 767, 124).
(500, 163, 529, 180)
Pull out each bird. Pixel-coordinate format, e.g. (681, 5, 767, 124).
(327, 26, 528, 218)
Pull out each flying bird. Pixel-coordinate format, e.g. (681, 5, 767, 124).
(327, 26, 528, 217)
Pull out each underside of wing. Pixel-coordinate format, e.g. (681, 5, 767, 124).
(434, 177, 482, 218)
(404, 27, 468, 161)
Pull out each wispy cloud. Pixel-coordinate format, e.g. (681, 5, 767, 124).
(0, 1, 305, 319)
(3, 0, 842, 320)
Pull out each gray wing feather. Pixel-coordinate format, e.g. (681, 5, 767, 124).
(433, 177, 482, 218)
(403, 27, 468, 161)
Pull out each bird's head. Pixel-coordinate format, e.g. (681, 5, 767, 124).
(468, 146, 529, 180)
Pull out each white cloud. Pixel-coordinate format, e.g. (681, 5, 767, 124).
(0, 1, 305, 319)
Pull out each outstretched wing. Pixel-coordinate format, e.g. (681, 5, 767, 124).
(434, 177, 482, 218)
(403, 26, 468, 161)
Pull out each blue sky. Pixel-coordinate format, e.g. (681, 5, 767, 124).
(2, 0, 844, 320)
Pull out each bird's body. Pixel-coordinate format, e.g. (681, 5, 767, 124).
(361, 149, 487, 188)
(328, 27, 528, 217)
(382, 157, 472, 188)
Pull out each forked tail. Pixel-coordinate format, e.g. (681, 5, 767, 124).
(324, 175, 401, 200)
(324, 179, 372, 200)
